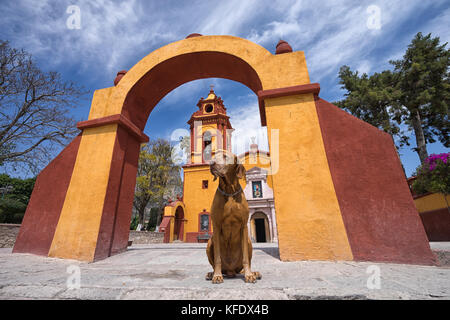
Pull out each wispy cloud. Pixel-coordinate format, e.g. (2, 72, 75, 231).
(1, 0, 448, 177)
(1, 0, 178, 78)
(228, 102, 269, 156)
(244, 0, 448, 83)
(2, 0, 447, 86)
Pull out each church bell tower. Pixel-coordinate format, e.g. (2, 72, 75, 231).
(187, 87, 233, 164)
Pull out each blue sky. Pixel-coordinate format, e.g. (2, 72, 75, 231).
(0, 0, 449, 177)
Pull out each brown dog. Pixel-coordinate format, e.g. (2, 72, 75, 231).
(205, 152, 261, 283)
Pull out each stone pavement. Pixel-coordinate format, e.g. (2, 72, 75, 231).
(0, 243, 449, 300)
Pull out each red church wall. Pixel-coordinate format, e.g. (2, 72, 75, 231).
(315, 98, 437, 265)
(13, 134, 82, 256)
(185, 232, 199, 243)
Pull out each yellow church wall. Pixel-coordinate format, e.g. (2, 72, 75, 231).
(182, 165, 218, 235)
(182, 151, 274, 241)
(264, 93, 353, 261)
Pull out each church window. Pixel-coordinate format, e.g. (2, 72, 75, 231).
(252, 181, 263, 198)
(205, 104, 213, 113)
(200, 214, 209, 231)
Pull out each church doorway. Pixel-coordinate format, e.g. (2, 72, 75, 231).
(255, 219, 266, 242)
(250, 212, 270, 243)
(173, 206, 185, 241)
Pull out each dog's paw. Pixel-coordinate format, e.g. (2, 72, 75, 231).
(212, 274, 224, 284)
(253, 271, 262, 280)
(244, 273, 257, 283)
(205, 272, 214, 281)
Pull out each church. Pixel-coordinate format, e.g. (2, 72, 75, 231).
(159, 88, 277, 244)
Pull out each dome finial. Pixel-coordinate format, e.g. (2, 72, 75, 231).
(275, 40, 293, 54)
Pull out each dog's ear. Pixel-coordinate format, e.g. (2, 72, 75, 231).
(210, 161, 219, 181)
(236, 164, 246, 180)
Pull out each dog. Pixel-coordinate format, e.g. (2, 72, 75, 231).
(205, 152, 261, 284)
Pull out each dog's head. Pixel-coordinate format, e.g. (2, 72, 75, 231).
(210, 151, 246, 186)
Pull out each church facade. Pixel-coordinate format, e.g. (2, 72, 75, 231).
(159, 89, 277, 243)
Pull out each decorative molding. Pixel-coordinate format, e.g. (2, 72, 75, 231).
(77, 114, 149, 143)
(257, 83, 321, 126)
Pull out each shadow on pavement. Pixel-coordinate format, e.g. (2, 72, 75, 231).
(257, 246, 280, 259)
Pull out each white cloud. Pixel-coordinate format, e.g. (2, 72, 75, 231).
(198, 0, 260, 36)
(228, 102, 269, 156)
(423, 6, 450, 44)
(2, 0, 447, 87)
(356, 60, 372, 75)
(243, 0, 448, 84)
(0, 0, 178, 77)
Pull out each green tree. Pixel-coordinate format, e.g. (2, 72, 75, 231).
(335, 33, 449, 163)
(0, 173, 35, 223)
(334, 67, 408, 147)
(145, 207, 160, 231)
(390, 33, 449, 163)
(133, 139, 182, 230)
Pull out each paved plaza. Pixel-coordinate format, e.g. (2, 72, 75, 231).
(0, 242, 449, 300)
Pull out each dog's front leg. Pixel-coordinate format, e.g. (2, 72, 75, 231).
(241, 225, 256, 283)
(212, 222, 223, 284)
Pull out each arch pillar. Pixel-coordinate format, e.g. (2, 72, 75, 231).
(48, 115, 148, 261)
(260, 84, 354, 261)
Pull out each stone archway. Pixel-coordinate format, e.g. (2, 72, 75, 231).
(173, 206, 184, 241)
(160, 200, 186, 243)
(13, 35, 436, 265)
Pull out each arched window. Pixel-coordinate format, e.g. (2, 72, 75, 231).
(203, 131, 212, 162)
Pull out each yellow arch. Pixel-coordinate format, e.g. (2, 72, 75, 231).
(88, 35, 311, 120)
(49, 35, 353, 262)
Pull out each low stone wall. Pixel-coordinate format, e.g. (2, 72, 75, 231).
(0, 224, 21, 248)
(129, 231, 164, 244)
(0, 226, 163, 248)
